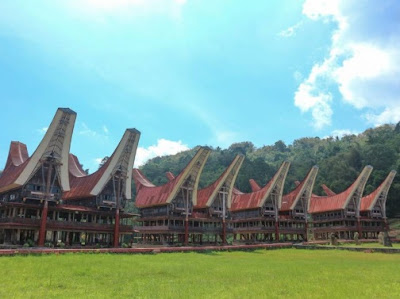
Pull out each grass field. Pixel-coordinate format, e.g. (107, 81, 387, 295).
(1, 249, 400, 298)
(321, 242, 400, 248)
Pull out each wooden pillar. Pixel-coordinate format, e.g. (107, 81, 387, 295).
(222, 219, 227, 245)
(304, 221, 308, 242)
(357, 218, 362, 237)
(113, 174, 122, 248)
(184, 219, 189, 246)
(16, 229, 21, 243)
(38, 201, 48, 246)
(113, 209, 120, 247)
(384, 218, 389, 232)
(275, 220, 279, 242)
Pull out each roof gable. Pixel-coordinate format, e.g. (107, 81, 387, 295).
(195, 155, 244, 209)
(360, 170, 396, 211)
(230, 161, 290, 212)
(309, 166, 372, 214)
(281, 166, 318, 212)
(0, 108, 76, 193)
(64, 129, 140, 200)
(134, 147, 211, 208)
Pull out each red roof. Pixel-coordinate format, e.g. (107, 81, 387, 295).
(230, 162, 290, 212)
(0, 142, 30, 192)
(249, 179, 261, 192)
(63, 128, 140, 200)
(63, 154, 110, 200)
(1, 108, 77, 194)
(309, 183, 355, 213)
(166, 172, 175, 181)
(308, 166, 372, 213)
(5, 141, 29, 168)
(195, 156, 243, 209)
(360, 170, 396, 211)
(134, 148, 210, 208)
(231, 179, 274, 211)
(360, 187, 380, 212)
(322, 184, 336, 196)
(281, 179, 306, 212)
(196, 180, 223, 209)
(68, 154, 87, 177)
(281, 166, 318, 212)
(133, 168, 183, 207)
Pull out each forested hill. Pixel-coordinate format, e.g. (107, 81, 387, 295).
(139, 123, 400, 217)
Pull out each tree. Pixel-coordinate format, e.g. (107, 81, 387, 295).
(98, 156, 109, 169)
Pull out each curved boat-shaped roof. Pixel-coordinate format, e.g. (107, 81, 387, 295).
(249, 179, 261, 192)
(195, 155, 244, 209)
(64, 156, 110, 199)
(0, 108, 76, 193)
(68, 154, 87, 177)
(309, 166, 373, 214)
(63, 128, 140, 200)
(0, 142, 30, 192)
(281, 166, 318, 212)
(230, 161, 290, 212)
(360, 170, 396, 211)
(5, 141, 29, 168)
(165, 172, 175, 181)
(321, 184, 336, 196)
(134, 147, 211, 208)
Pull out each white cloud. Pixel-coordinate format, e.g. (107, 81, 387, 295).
(365, 107, 400, 127)
(134, 138, 189, 167)
(296, 0, 400, 128)
(328, 129, 359, 138)
(79, 122, 98, 137)
(37, 127, 48, 135)
(302, 0, 341, 22)
(215, 130, 239, 147)
(78, 122, 110, 144)
(94, 157, 103, 164)
(278, 21, 303, 37)
(294, 60, 333, 129)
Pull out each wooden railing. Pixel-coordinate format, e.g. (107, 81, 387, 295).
(133, 225, 226, 233)
(46, 220, 134, 233)
(0, 217, 40, 226)
(278, 227, 305, 233)
(233, 227, 275, 232)
(312, 225, 357, 232)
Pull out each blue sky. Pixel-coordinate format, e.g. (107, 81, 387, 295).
(0, 0, 399, 172)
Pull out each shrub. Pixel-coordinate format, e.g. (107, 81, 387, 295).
(23, 243, 30, 248)
(122, 243, 130, 248)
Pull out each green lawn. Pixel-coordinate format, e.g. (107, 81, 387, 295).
(321, 242, 400, 248)
(1, 249, 400, 298)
